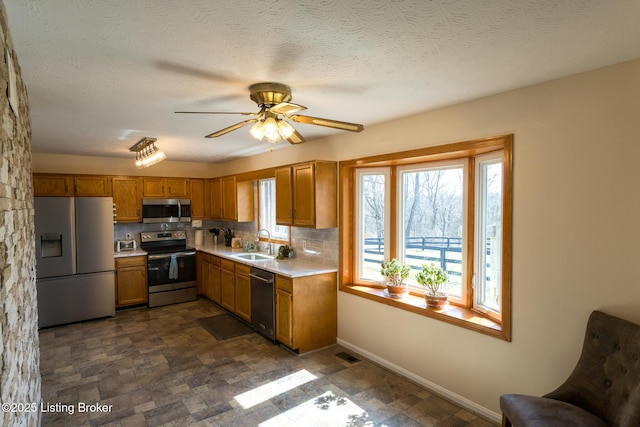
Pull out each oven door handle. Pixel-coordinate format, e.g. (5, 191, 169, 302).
(147, 251, 196, 260)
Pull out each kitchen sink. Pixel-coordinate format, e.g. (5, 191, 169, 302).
(233, 253, 274, 262)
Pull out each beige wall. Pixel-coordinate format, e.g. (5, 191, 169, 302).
(336, 58, 640, 418)
(31, 58, 640, 419)
(32, 153, 216, 178)
(219, 58, 640, 419)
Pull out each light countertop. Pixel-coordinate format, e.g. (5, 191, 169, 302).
(114, 248, 148, 258)
(193, 243, 337, 279)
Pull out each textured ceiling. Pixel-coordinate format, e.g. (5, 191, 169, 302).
(4, 0, 640, 163)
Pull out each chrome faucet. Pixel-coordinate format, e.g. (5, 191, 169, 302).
(255, 228, 272, 255)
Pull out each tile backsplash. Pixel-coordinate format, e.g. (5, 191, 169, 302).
(114, 221, 339, 268)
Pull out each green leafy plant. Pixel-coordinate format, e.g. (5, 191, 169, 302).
(415, 263, 448, 296)
(380, 259, 411, 287)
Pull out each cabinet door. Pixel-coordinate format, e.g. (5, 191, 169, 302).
(196, 252, 205, 295)
(210, 178, 222, 219)
(113, 177, 141, 222)
(142, 177, 165, 197)
(292, 163, 315, 226)
(210, 264, 221, 304)
(275, 167, 293, 225)
(116, 257, 148, 307)
(74, 176, 112, 197)
(190, 179, 208, 219)
(33, 174, 74, 196)
(236, 181, 254, 222)
(166, 178, 189, 198)
(235, 271, 251, 322)
(220, 268, 235, 311)
(276, 288, 294, 347)
(221, 176, 237, 220)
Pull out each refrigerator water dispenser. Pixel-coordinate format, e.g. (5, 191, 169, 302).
(40, 233, 63, 258)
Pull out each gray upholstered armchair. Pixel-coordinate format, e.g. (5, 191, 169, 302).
(500, 311, 640, 427)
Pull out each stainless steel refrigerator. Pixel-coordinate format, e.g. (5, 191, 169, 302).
(35, 197, 115, 328)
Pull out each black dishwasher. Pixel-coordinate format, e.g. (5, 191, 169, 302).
(250, 267, 276, 340)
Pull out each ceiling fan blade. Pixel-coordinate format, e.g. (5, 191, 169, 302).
(288, 115, 364, 132)
(176, 111, 257, 116)
(155, 60, 245, 84)
(205, 119, 258, 138)
(286, 128, 305, 144)
(270, 102, 307, 115)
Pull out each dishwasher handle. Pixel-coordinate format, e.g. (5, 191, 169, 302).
(250, 272, 274, 284)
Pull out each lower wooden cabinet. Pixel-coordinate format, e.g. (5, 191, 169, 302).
(276, 287, 294, 347)
(275, 272, 337, 353)
(195, 251, 337, 353)
(220, 259, 235, 312)
(198, 252, 221, 304)
(115, 256, 148, 307)
(235, 263, 251, 322)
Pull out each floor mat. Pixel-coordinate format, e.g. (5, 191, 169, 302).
(197, 314, 254, 341)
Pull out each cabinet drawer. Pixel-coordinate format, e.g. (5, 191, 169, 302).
(235, 263, 250, 276)
(221, 259, 235, 272)
(210, 255, 221, 267)
(276, 275, 293, 292)
(116, 256, 146, 268)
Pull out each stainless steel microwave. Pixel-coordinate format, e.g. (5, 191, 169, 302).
(142, 198, 191, 223)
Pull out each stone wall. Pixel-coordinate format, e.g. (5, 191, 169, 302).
(0, 2, 41, 426)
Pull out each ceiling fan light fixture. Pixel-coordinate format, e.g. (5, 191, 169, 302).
(263, 116, 279, 142)
(129, 137, 166, 168)
(249, 121, 264, 140)
(277, 120, 295, 139)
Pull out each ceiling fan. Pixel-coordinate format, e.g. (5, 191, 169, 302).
(176, 82, 364, 144)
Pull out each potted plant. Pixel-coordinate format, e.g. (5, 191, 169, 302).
(416, 263, 449, 308)
(380, 259, 411, 297)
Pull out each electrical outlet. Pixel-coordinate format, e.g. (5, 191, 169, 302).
(302, 239, 307, 251)
(125, 233, 132, 240)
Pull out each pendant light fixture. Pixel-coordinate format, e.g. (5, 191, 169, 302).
(129, 137, 166, 168)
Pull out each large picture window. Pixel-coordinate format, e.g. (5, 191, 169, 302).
(340, 135, 513, 340)
(397, 161, 466, 302)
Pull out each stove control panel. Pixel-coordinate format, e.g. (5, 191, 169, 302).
(141, 230, 187, 243)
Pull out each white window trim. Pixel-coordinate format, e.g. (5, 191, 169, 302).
(258, 178, 290, 243)
(473, 152, 503, 321)
(355, 167, 391, 284)
(396, 159, 468, 304)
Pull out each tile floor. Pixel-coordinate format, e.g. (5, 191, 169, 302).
(39, 298, 497, 426)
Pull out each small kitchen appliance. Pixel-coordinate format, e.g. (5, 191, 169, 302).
(116, 239, 137, 252)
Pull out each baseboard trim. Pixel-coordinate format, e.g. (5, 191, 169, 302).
(336, 338, 501, 424)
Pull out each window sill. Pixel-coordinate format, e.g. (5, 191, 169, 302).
(339, 284, 509, 341)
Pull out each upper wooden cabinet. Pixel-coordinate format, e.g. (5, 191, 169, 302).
(275, 161, 337, 228)
(210, 176, 254, 222)
(112, 176, 141, 222)
(142, 177, 189, 198)
(74, 175, 112, 197)
(189, 179, 209, 219)
(33, 174, 74, 197)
